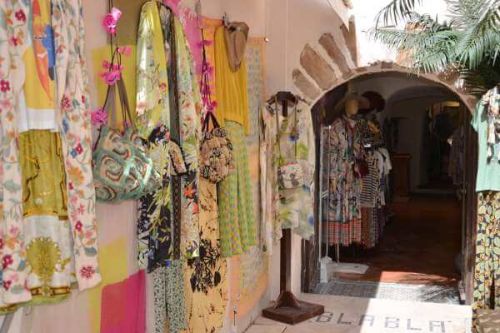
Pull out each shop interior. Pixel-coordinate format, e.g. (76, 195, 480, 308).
(312, 72, 468, 304)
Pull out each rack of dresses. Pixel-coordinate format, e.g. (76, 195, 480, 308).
(319, 111, 391, 278)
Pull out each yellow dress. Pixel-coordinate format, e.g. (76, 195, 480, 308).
(214, 26, 250, 133)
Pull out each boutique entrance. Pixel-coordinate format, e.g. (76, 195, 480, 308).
(303, 71, 478, 306)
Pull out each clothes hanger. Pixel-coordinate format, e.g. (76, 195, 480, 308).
(266, 91, 307, 105)
(223, 12, 230, 27)
(267, 91, 306, 117)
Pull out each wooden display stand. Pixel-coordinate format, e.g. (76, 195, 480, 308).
(262, 229, 324, 324)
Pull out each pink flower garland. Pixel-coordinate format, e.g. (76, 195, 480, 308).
(102, 7, 122, 35)
(199, 39, 217, 115)
(92, 7, 132, 127)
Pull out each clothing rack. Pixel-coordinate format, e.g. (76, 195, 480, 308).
(319, 122, 368, 280)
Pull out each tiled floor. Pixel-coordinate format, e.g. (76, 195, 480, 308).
(336, 195, 462, 286)
(246, 294, 472, 333)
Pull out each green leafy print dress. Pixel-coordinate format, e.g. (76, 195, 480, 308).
(264, 100, 316, 240)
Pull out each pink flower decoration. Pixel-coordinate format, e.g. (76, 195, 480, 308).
(75, 221, 83, 232)
(100, 69, 122, 85)
(80, 265, 96, 279)
(102, 7, 122, 35)
(117, 46, 132, 56)
(91, 108, 108, 126)
(102, 60, 112, 70)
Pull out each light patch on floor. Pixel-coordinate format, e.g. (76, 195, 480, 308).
(246, 294, 472, 333)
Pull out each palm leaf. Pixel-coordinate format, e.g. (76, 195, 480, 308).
(372, 13, 458, 72)
(452, 0, 500, 69)
(376, 0, 423, 27)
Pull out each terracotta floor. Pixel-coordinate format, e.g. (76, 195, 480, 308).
(335, 195, 462, 286)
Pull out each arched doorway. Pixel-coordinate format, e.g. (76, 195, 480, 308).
(301, 70, 478, 306)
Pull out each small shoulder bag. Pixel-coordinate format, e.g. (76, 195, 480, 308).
(199, 35, 234, 183)
(92, 56, 161, 202)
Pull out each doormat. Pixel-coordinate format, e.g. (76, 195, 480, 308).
(314, 279, 460, 304)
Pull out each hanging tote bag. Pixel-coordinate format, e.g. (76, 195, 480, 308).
(200, 111, 235, 183)
(92, 76, 161, 202)
(199, 34, 234, 184)
(275, 97, 305, 190)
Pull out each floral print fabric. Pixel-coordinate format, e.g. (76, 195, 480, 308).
(0, 0, 33, 306)
(135, 2, 173, 271)
(151, 262, 187, 333)
(172, 16, 202, 259)
(327, 117, 363, 246)
(262, 100, 316, 240)
(0, 0, 100, 309)
(52, 0, 101, 290)
(472, 191, 500, 331)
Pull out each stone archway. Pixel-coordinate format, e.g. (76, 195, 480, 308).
(295, 32, 479, 302)
(291, 32, 477, 112)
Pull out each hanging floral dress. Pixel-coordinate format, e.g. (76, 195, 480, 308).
(0, 0, 33, 308)
(327, 116, 363, 246)
(136, 2, 201, 332)
(263, 99, 316, 240)
(0, 0, 100, 311)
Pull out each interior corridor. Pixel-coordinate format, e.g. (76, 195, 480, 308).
(336, 194, 462, 286)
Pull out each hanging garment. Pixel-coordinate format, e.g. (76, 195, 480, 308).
(218, 121, 256, 257)
(135, 1, 171, 141)
(136, 4, 195, 333)
(260, 105, 280, 251)
(52, 0, 101, 290)
(172, 15, 202, 260)
(327, 116, 363, 246)
(360, 152, 379, 208)
(214, 23, 256, 257)
(18, 0, 57, 132)
(261, 99, 316, 241)
(472, 89, 500, 192)
(0, 0, 34, 307)
(151, 261, 187, 333)
(214, 26, 250, 133)
(19, 131, 74, 303)
(181, 19, 228, 333)
(480, 86, 500, 162)
(135, 1, 173, 271)
(472, 191, 500, 331)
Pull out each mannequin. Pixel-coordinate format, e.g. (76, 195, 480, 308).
(345, 96, 360, 117)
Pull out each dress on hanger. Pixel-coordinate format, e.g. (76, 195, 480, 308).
(215, 25, 256, 257)
(262, 99, 316, 240)
(0, 0, 101, 310)
(327, 116, 363, 246)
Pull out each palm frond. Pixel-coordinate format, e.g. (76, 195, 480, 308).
(452, 0, 500, 68)
(460, 59, 500, 96)
(375, 0, 423, 27)
(372, 13, 458, 72)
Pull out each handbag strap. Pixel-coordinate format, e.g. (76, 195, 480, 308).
(98, 50, 134, 130)
(200, 28, 223, 134)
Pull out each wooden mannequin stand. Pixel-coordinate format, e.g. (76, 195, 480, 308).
(262, 229, 324, 324)
(262, 92, 324, 325)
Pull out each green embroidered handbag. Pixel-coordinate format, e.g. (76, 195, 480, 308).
(92, 79, 161, 202)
